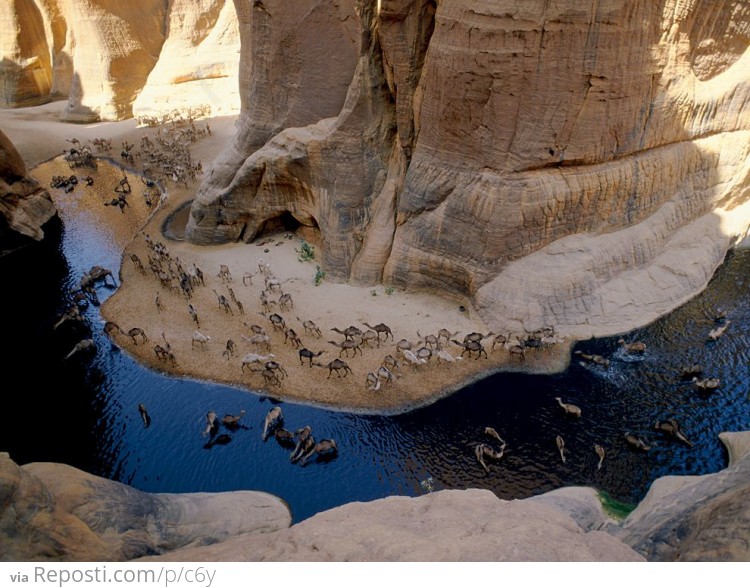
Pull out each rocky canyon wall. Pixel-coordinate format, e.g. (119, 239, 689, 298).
(187, 0, 750, 339)
(0, 129, 56, 242)
(0, 0, 239, 121)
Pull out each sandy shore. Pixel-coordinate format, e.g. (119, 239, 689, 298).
(3, 102, 571, 414)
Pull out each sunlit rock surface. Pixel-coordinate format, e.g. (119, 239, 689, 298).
(187, 0, 750, 338)
(0, 0, 239, 121)
(0, 453, 291, 561)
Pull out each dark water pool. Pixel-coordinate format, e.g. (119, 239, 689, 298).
(1, 203, 748, 523)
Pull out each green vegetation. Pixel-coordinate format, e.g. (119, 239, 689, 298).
(314, 265, 326, 286)
(597, 491, 637, 520)
(385, 286, 394, 295)
(297, 239, 315, 262)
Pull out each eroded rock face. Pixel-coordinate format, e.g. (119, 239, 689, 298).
(0, 129, 56, 242)
(132, 0, 241, 119)
(142, 487, 643, 562)
(615, 431, 750, 561)
(0, 453, 291, 561)
(0, 0, 239, 121)
(187, 0, 750, 338)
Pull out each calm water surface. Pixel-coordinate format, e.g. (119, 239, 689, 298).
(1, 188, 748, 522)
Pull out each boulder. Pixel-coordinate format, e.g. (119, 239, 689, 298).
(0, 129, 56, 242)
(141, 488, 644, 561)
(0, 453, 291, 561)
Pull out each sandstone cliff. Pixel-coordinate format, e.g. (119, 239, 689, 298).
(0, 128, 56, 242)
(0, 0, 239, 121)
(187, 0, 750, 339)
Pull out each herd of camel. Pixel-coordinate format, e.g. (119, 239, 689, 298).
(96, 231, 576, 400)
(54, 217, 733, 475)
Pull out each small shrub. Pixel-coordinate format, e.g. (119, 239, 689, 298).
(371, 290, 377, 296)
(385, 286, 394, 295)
(314, 265, 326, 286)
(297, 240, 315, 263)
(597, 491, 637, 520)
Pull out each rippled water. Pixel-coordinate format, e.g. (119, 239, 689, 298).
(1, 185, 748, 523)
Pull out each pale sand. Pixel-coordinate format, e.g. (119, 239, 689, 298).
(3, 102, 571, 415)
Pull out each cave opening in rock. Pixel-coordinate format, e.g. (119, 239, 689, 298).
(255, 211, 321, 249)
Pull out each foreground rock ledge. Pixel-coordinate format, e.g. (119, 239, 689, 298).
(3, 430, 748, 561)
(0, 453, 291, 561)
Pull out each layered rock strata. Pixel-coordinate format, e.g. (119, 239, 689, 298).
(187, 0, 750, 338)
(0, 0, 239, 121)
(0, 452, 291, 561)
(614, 431, 750, 561)
(0, 129, 56, 242)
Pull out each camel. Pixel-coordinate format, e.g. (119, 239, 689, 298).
(680, 364, 703, 379)
(222, 410, 246, 428)
(300, 439, 338, 466)
(624, 432, 651, 451)
(360, 330, 380, 348)
(268, 313, 286, 331)
(103, 321, 123, 336)
(618, 339, 647, 353)
(278, 293, 293, 310)
(556, 435, 567, 463)
(128, 327, 147, 345)
(130, 254, 146, 274)
(262, 368, 282, 387)
(595, 444, 605, 470)
(475, 443, 505, 472)
(298, 318, 322, 338)
(274, 428, 295, 447)
(485, 427, 504, 443)
(65, 339, 95, 360)
(222, 340, 236, 359)
(328, 339, 362, 358)
(376, 366, 397, 384)
(555, 397, 581, 418)
(574, 351, 611, 368)
(242, 271, 256, 286)
(366, 372, 381, 392)
(654, 418, 693, 447)
(244, 323, 267, 336)
(692, 377, 720, 391)
(265, 360, 288, 380)
(397, 340, 418, 356)
(325, 359, 353, 379)
(507, 344, 526, 361)
(417, 331, 440, 350)
(381, 355, 402, 371)
(434, 349, 462, 363)
(138, 404, 151, 428)
(414, 346, 433, 362)
(241, 352, 275, 372)
(88, 265, 117, 287)
(401, 349, 427, 368)
(284, 328, 302, 349)
(299, 348, 324, 367)
(203, 411, 219, 438)
(362, 322, 394, 342)
(463, 332, 493, 345)
(451, 339, 488, 360)
(217, 264, 232, 283)
(242, 334, 271, 351)
(290, 426, 315, 463)
(331, 326, 363, 341)
(155, 292, 164, 313)
(437, 329, 459, 346)
(54, 305, 84, 330)
(188, 304, 199, 327)
(708, 320, 731, 341)
(262, 407, 283, 441)
(213, 290, 233, 315)
(192, 330, 210, 349)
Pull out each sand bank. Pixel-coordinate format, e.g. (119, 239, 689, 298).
(5, 103, 571, 414)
